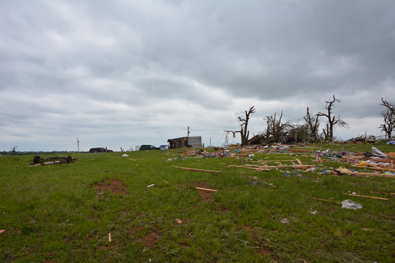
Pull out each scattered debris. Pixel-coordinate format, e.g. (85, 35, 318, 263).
(109, 233, 112, 242)
(310, 211, 317, 215)
(371, 147, 387, 157)
(122, 154, 129, 157)
(362, 227, 374, 231)
(147, 184, 155, 188)
(175, 219, 183, 224)
(341, 199, 362, 210)
(281, 218, 290, 224)
(162, 179, 169, 184)
(0, 230, 5, 235)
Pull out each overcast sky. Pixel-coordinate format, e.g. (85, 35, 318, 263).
(1, 0, 394, 152)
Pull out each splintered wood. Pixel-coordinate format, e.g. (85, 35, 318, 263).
(172, 166, 222, 174)
(196, 187, 218, 192)
(229, 164, 315, 172)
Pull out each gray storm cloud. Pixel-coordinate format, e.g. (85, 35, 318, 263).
(1, 0, 394, 151)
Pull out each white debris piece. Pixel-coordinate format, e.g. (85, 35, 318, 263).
(341, 199, 362, 210)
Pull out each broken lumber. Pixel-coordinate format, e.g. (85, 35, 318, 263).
(172, 166, 222, 174)
(351, 166, 395, 172)
(265, 164, 316, 169)
(341, 171, 395, 178)
(229, 164, 315, 170)
(249, 176, 277, 189)
(296, 158, 303, 165)
(370, 191, 395, 197)
(307, 196, 336, 203)
(343, 193, 389, 201)
(196, 187, 217, 192)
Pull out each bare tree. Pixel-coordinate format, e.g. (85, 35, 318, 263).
(11, 146, 18, 155)
(264, 111, 291, 143)
(224, 106, 256, 146)
(379, 109, 395, 139)
(381, 98, 395, 115)
(303, 107, 320, 142)
(317, 95, 348, 143)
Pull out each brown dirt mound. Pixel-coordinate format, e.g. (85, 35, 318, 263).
(191, 182, 214, 202)
(95, 179, 127, 195)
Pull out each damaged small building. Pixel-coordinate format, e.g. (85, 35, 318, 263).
(167, 136, 202, 149)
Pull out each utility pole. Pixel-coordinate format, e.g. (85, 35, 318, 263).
(210, 137, 212, 146)
(77, 138, 80, 152)
(187, 126, 190, 137)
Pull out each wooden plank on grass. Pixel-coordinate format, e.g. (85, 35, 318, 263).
(308, 196, 335, 203)
(341, 171, 395, 178)
(229, 164, 315, 169)
(172, 166, 222, 174)
(196, 187, 217, 192)
(343, 193, 388, 201)
(264, 164, 316, 169)
(351, 166, 395, 172)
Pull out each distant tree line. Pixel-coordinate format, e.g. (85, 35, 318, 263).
(225, 96, 394, 146)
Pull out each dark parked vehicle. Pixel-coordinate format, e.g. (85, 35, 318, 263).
(139, 145, 160, 151)
(89, 147, 113, 153)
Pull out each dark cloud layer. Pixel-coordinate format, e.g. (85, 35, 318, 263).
(1, 0, 394, 151)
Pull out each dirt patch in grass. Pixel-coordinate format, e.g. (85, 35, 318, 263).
(242, 225, 253, 230)
(131, 226, 144, 232)
(247, 231, 274, 256)
(191, 182, 214, 202)
(139, 233, 160, 247)
(256, 247, 271, 255)
(95, 179, 127, 195)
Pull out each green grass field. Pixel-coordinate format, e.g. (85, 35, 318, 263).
(1, 143, 394, 262)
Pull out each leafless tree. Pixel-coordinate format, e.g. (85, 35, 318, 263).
(303, 107, 320, 142)
(264, 111, 291, 143)
(379, 109, 395, 139)
(317, 95, 348, 143)
(381, 98, 395, 115)
(224, 106, 256, 146)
